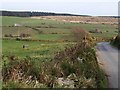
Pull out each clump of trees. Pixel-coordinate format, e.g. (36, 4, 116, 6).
(1, 11, 81, 17)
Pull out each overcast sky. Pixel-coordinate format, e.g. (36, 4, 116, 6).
(1, 0, 119, 16)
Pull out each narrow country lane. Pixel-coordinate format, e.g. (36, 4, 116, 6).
(96, 42, 119, 88)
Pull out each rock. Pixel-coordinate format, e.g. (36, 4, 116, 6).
(77, 57, 83, 63)
(57, 78, 74, 88)
(67, 73, 78, 81)
(57, 78, 64, 86)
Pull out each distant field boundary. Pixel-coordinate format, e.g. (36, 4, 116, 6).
(3, 38, 75, 43)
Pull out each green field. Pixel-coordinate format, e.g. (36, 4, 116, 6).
(1, 16, 117, 38)
(3, 39, 75, 58)
(2, 16, 118, 58)
(2, 16, 111, 88)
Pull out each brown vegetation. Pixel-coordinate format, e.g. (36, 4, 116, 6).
(32, 16, 118, 25)
(71, 27, 93, 43)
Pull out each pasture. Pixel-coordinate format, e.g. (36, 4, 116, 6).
(2, 16, 118, 58)
(2, 16, 117, 37)
(2, 16, 114, 88)
(3, 39, 75, 59)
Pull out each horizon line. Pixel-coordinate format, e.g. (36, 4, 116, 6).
(0, 10, 118, 17)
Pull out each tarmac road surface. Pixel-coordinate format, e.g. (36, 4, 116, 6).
(96, 42, 118, 88)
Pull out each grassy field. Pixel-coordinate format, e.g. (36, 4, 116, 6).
(1, 16, 117, 38)
(2, 16, 117, 86)
(1, 16, 60, 26)
(1, 16, 118, 58)
(3, 39, 75, 58)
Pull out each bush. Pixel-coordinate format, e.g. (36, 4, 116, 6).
(111, 34, 120, 49)
(4, 34, 13, 37)
(16, 37, 21, 41)
(61, 60, 76, 76)
(3, 81, 21, 88)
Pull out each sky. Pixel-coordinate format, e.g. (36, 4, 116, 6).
(1, 0, 119, 16)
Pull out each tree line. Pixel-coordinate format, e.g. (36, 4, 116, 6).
(0, 11, 90, 17)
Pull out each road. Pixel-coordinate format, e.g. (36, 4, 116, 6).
(96, 42, 118, 88)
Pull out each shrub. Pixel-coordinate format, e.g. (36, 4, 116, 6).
(2, 41, 107, 88)
(112, 34, 120, 49)
(16, 37, 21, 41)
(61, 60, 76, 76)
(4, 34, 13, 37)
